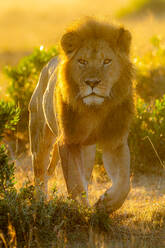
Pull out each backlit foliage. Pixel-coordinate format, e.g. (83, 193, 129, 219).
(4, 46, 58, 131)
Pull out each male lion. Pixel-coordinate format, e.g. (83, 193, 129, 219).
(29, 17, 134, 213)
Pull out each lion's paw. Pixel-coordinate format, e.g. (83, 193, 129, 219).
(95, 190, 128, 213)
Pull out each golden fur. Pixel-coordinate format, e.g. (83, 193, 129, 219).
(56, 18, 134, 146)
(29, 17, 134, 212)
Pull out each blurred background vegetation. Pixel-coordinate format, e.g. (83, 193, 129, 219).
(1, 0, 165, 246)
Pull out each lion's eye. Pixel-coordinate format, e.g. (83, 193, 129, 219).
(78, 59, 88, 65)
(103, 58, 112, 65)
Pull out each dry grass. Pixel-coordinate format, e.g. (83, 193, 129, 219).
(1, 1, 165, 247)
(11, 150, 165, 247)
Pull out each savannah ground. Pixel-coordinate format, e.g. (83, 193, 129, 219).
(0, 0, 165, 247)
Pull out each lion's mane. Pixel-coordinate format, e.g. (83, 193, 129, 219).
(55, 17, 134, 145)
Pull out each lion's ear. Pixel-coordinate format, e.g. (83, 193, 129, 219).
(61, 31, 80, 56)
(117, 27, 131, 54)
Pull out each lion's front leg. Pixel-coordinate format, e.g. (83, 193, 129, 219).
(96, 142, 130, 213)
(59, 143, 96, 206)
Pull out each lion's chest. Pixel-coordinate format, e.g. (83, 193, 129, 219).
(58, 99, 132, 146)
(60, 107, 102, 145)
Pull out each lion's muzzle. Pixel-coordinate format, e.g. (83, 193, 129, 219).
(84, 79, 101, 89)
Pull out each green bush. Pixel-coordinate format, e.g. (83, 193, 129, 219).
(0, 145, 16, 198)
(135, 36, 165, 102)
(0, 100, 20, 138)
(129, 97, 165, 174)
(127, 36, 165, 174)
(0, 100, 19, 245)
(0, 172, 112, 247)
(4, 46, 58, 132)
(0, 100, 20, 198)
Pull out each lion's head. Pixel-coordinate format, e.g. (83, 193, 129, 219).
(58, 17, 132, 108)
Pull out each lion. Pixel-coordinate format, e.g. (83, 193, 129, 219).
(29, 17, 134, 213)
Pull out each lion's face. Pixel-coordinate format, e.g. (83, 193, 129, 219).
(60, 18, 132, 107)
(69, 39, 121, 105)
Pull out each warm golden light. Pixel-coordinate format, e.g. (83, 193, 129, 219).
(0, 0, 165, 246)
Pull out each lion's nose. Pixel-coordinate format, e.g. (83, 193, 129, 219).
(84, 79, 101, 88)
